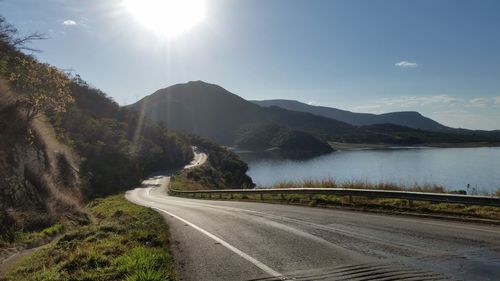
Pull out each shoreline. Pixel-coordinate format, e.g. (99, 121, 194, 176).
(329, 141, 500, 150)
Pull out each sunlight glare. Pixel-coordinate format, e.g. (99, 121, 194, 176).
(124, 0, 206, 37)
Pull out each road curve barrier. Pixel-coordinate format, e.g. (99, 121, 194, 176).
(168, 188, 500, 207)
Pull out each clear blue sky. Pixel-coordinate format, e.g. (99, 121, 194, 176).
(2, 0, 500, 129)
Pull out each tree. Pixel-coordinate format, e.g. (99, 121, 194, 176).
(0, 15, 69, 120)
(0, 16, 46, 53)
(8, 57, 74, 120)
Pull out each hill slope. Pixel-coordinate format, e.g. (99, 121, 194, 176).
(0, 82, 84, 241)
(127, 81, 352, 145)
(252, 99, 448, 130)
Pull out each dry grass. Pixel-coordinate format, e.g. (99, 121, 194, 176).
(187, 192, 500, 221)
(173, 176, 499, 221)
(271, 179, 448, 194)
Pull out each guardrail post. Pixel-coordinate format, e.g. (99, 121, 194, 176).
(281, 194, 285, 201)
(408, 200, 414, 208)
(348, 195, 353, 203)
(260, 193, 263, 201)
(230, 193, 233, 199)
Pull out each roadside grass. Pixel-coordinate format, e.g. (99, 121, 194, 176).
(272, 179, 451, 194)
(170, 170, 205, 191)
(2, 195, 174, 281)
(172, 178, 500, 221)
(8, 223, 66, 248)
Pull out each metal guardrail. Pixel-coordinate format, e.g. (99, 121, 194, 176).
(169, 188, 500, 207)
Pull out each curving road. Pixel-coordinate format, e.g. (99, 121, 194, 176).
(126, 151, 500, 281)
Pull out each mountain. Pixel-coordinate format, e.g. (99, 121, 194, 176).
(127, 81, 351, 146)
(128, 81, 500, 151)
(252, 99, 448, 131)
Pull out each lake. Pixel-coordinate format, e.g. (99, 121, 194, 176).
(238, 147, 500, 195)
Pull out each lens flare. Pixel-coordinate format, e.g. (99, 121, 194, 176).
(124, 0, 206, 37)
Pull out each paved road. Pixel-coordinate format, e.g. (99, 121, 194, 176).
(126, 153, 500, 281)
(184, 146, 208, 169)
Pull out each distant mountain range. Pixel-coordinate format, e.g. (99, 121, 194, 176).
(127, 81, 500, 157)
(252, 99, 448, 131)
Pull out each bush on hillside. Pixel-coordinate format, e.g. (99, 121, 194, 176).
(187, 135, 254, 189)
(235, 123, 333, 159)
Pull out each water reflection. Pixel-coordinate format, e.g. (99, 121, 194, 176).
(239, 147, 500, 194)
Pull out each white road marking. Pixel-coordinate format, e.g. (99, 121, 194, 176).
(358, 211, 500, 235)
(153, 207, 284, 278)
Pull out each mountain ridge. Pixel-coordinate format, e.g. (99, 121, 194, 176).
(127, 81, 353, 146)
(251, 99, 448, 131)
(127, 81, 500, 151)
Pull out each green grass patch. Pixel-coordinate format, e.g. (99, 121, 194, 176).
(2, 195, 174, 281)
(12, 223, 66, 247)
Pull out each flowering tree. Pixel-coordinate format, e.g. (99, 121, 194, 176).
(1, 16, 72, 120)
(8, 58, 74, 120)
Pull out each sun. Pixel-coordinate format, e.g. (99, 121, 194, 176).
(124, 0, 206, 37)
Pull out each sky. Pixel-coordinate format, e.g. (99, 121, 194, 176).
(1, 0, 500, 130)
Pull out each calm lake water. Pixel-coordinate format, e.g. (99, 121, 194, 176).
(238, 147, 500, 194)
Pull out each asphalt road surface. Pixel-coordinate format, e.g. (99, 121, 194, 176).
(126, 153, 500, 281)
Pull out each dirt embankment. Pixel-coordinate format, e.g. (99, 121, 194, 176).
(0, 82, 85, 247)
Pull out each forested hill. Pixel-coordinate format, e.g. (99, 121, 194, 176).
(57, 80, 194, 197)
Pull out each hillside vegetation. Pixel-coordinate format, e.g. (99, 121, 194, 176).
(235, 123, 333, 159)
(171, 135, 254, 190)
(55, 80, 193, 198)
(0, 16, 193, 242)
(0, 81, 84, 243)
